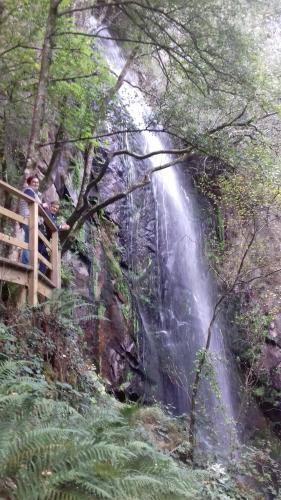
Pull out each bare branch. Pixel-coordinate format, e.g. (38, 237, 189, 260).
(38, 128, 190, 148)
(61, 151, 192, 253)
(208, 103, 249, 135)
(188, 221, 259, 460)
(49, 71, 99, 83)
(110, 146, 193, 161)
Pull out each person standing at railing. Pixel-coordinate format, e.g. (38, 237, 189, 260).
(45, 201, 70, 235)
(18, 175, 47, 264)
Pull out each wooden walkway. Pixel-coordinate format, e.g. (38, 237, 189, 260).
(0, 180, 61, 305)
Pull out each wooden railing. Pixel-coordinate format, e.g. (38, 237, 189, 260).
(0, 180, 61, 305)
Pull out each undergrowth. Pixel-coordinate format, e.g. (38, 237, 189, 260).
(0, 293, 280, 499)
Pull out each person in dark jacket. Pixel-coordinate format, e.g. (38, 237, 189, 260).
(45, 201, 70, 237)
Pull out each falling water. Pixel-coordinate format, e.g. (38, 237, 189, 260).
(93, 23, 240, 453)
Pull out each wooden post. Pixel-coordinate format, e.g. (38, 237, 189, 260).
(28, 201, 38, 306)
(50, 230, 61, 288)
(18, 286, 27, 308)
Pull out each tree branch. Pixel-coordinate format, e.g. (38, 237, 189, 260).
(61, 151, 192, 253)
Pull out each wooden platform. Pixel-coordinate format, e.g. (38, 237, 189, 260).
(0, 257, 56, 300)
(0, 180, 61, 305)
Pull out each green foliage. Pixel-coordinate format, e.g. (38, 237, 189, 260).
(0, 291, 102, 393)
(69, 158, 82, 191)
(235, 308, 271, 367)
(0, 357, 279, 500)
(218, 157, 281, 222)
(0, 358, 279, 498)
(0, 360, 203, 500)
(47, 13, 113, 146)
(0, 0, 50, 165)
(233, 307, 281, 415)
(60, 261, 75, 288)
(0, 301, 280, 499)
(0, 0, 113, 176)
(145, 0, 279, 158)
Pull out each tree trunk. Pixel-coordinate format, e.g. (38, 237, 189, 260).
(76, 144, 94, 210)
(40, 123, 64, 190)
(26, 0, 62, 169)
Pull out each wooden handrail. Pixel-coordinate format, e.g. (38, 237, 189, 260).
(28, 199, 39, 305)
(0, 206, 28, 225)
(0, 233, 28, 250)
(38, 229, 52, 250)
(0, 179, 61, 305)
(38, 253, 53, 270)
(0, 180, 57, 233)
(0, 179, 39, 203)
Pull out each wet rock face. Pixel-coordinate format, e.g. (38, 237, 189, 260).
(268, 315, 281, 348)
(64, 232, 135, 390)
(259, 349, 281, 434)
(257, 317, 281, 432)
(41, 106, 159, 398)
(98, 126, 161, 332)
(96, 148, 159, 394)
(261, 341, 281, 371)
(64, 252, 91, 298)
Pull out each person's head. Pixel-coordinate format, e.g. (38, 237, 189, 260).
(49, 201, 60, 215)
(26, 176, 39, 192)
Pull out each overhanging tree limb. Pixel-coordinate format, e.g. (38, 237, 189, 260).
(60, 150, 192, 253)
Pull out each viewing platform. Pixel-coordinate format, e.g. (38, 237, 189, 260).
(0, 180, 61, 306)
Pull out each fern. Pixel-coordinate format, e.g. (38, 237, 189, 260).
(0, 360, 205, 499)
(8, 360, 269, 499)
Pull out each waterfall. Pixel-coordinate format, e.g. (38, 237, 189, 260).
(94, 24, 241, 454)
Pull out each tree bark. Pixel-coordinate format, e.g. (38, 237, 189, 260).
(26, 0, 62, 169)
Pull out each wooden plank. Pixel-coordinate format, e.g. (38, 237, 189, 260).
(0, 256, 32, 271)
(0, 181, 61, 305)
(0, 179, 36, 203)
(27, 202, 38, 306)
(38, 280, 53, 299)
(50, 230, 60, 288)
(0, 232, 28, 249)
(38, 253, 52, 270)
(18, 286, 27, 308)
(38, 229, 52, 250)
(57, 250, 61, 288)
(0, 206, 28, 225)
(39, 271, 56, 289)
(0, 265, 29, 286)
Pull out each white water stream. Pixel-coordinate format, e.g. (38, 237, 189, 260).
(93, 24, 240, 452)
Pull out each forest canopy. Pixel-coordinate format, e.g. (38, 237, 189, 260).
(0, 0, 281, 243)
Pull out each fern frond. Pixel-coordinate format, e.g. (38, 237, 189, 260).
(0, 360, 28, 382)
(0, 376, 47, 396)
(0, 359, 208, 500)
(52, 472, 113, 499)
(1, 428, 79, 475)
